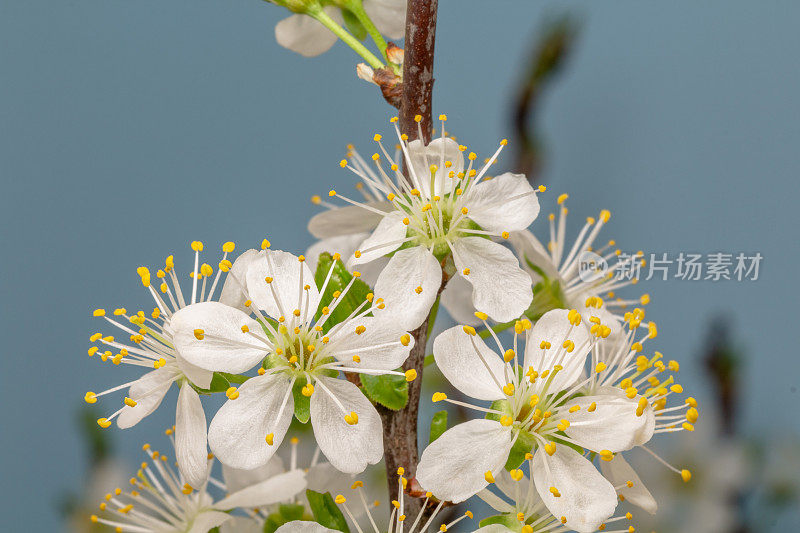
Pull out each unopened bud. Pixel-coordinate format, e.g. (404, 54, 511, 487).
(356, 63, 377, 85)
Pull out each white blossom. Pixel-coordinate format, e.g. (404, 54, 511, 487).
(89, 436, 306, 532)
(85, 241, 240, 488)
(416, 309, 659, 532)
(170, 247, 415, 474)
(276, 0, 406, 58)
(315, 116, 540, 329)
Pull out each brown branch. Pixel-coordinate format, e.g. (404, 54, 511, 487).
(377, 0, 438, 520)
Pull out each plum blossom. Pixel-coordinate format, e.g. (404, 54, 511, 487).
(416, 309, 657, 532)
(84, 241, 240, 488)
(170, 246, 414, 474)
(318, 115, 540, 330)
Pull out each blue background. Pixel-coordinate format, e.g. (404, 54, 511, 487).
(2, 0, 799, 529)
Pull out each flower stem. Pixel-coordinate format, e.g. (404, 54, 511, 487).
(311, 6, 385, 69)
(344, 0, 391, 62)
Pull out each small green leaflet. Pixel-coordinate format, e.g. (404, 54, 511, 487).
(313, 252, 372, 334)
(360, 372, 409, 410)
(306, 490, 350, 533)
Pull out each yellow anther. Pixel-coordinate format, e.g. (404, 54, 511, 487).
(600, 210, 611, 222)
(222, 241, 235, 253)
(545, 442, 557, 456)
(404, 369, 418, 382)
(87, 346, 99, 357)
(462, 267, 470, 275)
(484, 470, 495, 483)
(97, 418, 112, 429)
(301, 383, 315, 397)
(682, 422, 695, 432)
(225, 387, 239, 400)
(265, 433, 274, 446)
(372, 153, 380, 161)
(502, 383, 515, 396)
(499, 415, 514, 427)
(503, 349, 516, 363)
(84, 391, 97, 404)
(569, 405, 581, 413)
(462, 325, 476, 336)
(414, 114, 422, 122)
(193, 329, 205, 340)
(671, 384, 684, 393)
(474, 311, 488, 321)
(93, 308, 106, 317)
(549, 486, 561, 497)
(351, 481, 364, 489)
(432, 392, 447, 402)
(400, 334, 411, 346)
(625, 387, 638, 399)
(509, 469, 524, 481)
(681, 469, 692, 482)
(415, 285, 423, 294)
(595, 362, 607, 373)
(261, 239, 271, 250)
(501, 231, 510, 239)
(344, 411, 359, 425)
(354, 325, 366, 335)
(123, 397, 137, 407)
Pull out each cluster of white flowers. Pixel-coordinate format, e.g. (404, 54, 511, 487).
(85, 116, 696, 533)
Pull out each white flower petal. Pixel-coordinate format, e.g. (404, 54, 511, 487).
(363, 0, 406, 39)
(216, 469, 306, 509)
(275, 521, 340, 533)
(117, 368, 177, 429)
(245, 250, 321, 321)
(310, 377, 383, 474)
(219, 248, 260, 313)
(509, 229, 557, 280)
(440, 274, 479, 325)
(407, 137, 464, 198)
(523, 309, 592, 392)
(222, 456, 286, 494)
(274, 8, 341, 57)
(532, 446, 617, 533)
(416, 419, 513, 503)
(308, 202, 391, 239)
(600, 455, 657, 515)
(208, 373, 294, 470)
(187, 510, 231, 533)
(349, 213, 409, 266)
(433, 326, 506, 401)
(328, 315, 413, 370)
(171, 301, 264, 374)
(175, 353, 214, 389)
(175, 384, 209, 488)
(306, 233, 367, 271)
(452, 237, 532, 323)
(374, 246, 441, 330)
(564, 389, 655, 452)
(465, 173, 540, 233)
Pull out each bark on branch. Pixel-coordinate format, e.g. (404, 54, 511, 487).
(377, 0, 438, 520)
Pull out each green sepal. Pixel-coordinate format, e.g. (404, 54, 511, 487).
(194, 372, 251, 395)
(262, 513, 288, 533)
(429, 410, 448, 443)
(505, 430, 536, 471)
(478, 513, 519, 529)
(306, 490, 350, 533)
(292, 377, 311, 423)
(314, 252, 372, 333)
(341, 8, 367, 40)
(360, 371, 409, 410)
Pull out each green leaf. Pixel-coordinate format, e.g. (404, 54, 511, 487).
(429, 410, 448, 443)
(306, 490, 350, 533)
(278, 503, 306, 522)
(314, 252, 372, 333)
(361, 372, 409, 410)
(292, 377, 311, 424)
(341, 8, 367, 41)
(505, 429, 536, 470)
